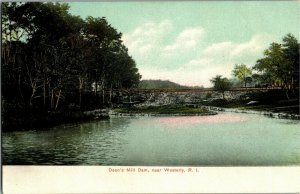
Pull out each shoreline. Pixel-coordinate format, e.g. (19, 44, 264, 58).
(110, 104, 300, 120)
(109, 111, 217, 117)
(3, 104, 299, 132)
(204, 106, 300, 120)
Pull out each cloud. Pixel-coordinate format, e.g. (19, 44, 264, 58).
(123, 21, 273, 87)
(202, 41, 233, 56)
(123, 22, 204, 60)
(203, 34, 273, 61)
(149, 34, 274, 87)
(122, 21, 205, 70)
(163, 27, 204, 54)
(182, 58, 214, 69)
(177, 56, 233, 87)
(122, 20, 171, 56)
(140, 65, 231, 87)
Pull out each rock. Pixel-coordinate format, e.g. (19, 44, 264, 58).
(246, 101, 259, 105)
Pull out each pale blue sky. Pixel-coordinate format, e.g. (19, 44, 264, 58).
(69, 1, 299, 87)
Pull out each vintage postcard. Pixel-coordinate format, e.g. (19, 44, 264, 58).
(1, 1, 300, 193)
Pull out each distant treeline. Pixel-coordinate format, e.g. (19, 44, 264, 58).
(139, 79, 204, 90)
(2, 2, 141, 115)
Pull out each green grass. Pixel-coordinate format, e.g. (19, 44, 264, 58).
(237, 104, 299, 114)
(205, 99, 299, 114)
(114, 105, 213, 115)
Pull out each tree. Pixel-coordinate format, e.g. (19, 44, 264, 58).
(251, 73, 273, 88)
(253, 34, 299, 99)
(2, 2, 141, 113)
(282, 33, 299, 94)
(232, 64, 252, 87)
(210, 75, 232, 99)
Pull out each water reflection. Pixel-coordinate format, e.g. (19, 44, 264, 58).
(3, 118, 132, 165)
(2, 113, 300, 165)
(157, 114, 248, 125)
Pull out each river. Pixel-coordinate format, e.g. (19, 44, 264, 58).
(2, 112, 300, 166)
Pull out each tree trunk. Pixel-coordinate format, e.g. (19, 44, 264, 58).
(79, 90, 82, 109)
(43, 80, 46, 108)
(285, 89, 290, 100)
(102, 78, 105, 107)
(51, 89, 54, 109)
(291, 76, 295, 95)
(55, 90, 61, 110)
(109, 83, 113, 106)
(18, 72, 24, 101)
(48, 85, 51, 108)
(95, 81, 98, 96)
(102, 87, 105, 106)
(29, 83, 36, 106)
(79, 77, 84, 109)
(117, 91, 120, 103)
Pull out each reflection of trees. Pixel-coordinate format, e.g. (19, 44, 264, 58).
(3, 118, 133, 164)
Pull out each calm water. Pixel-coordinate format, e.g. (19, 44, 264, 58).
(2, 112, 300, 166)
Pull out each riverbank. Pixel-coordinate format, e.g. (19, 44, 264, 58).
(113, 105, 216, 116)
(203, 105, 300, 120)
(3, 95, 299, 131)
(199, 93, 299, 115)
(130, 88, 299, 115)
(112, 103, 299, 120)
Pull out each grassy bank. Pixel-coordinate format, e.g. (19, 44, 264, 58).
(202, 97, 299, 114)
(235, 104, 299, 114)
(114, 105, 214, 115)
(200, 89, 299, 115)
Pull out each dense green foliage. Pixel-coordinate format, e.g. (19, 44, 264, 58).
(232, 64, 252, 87)
(211, 34, 299, 101)
(210, 75, 232, 99)
(2, 2, 141, 114)
(202, 90, 299, 114)
(114, 105, 212, 115)
(253, 34, 299, 99)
